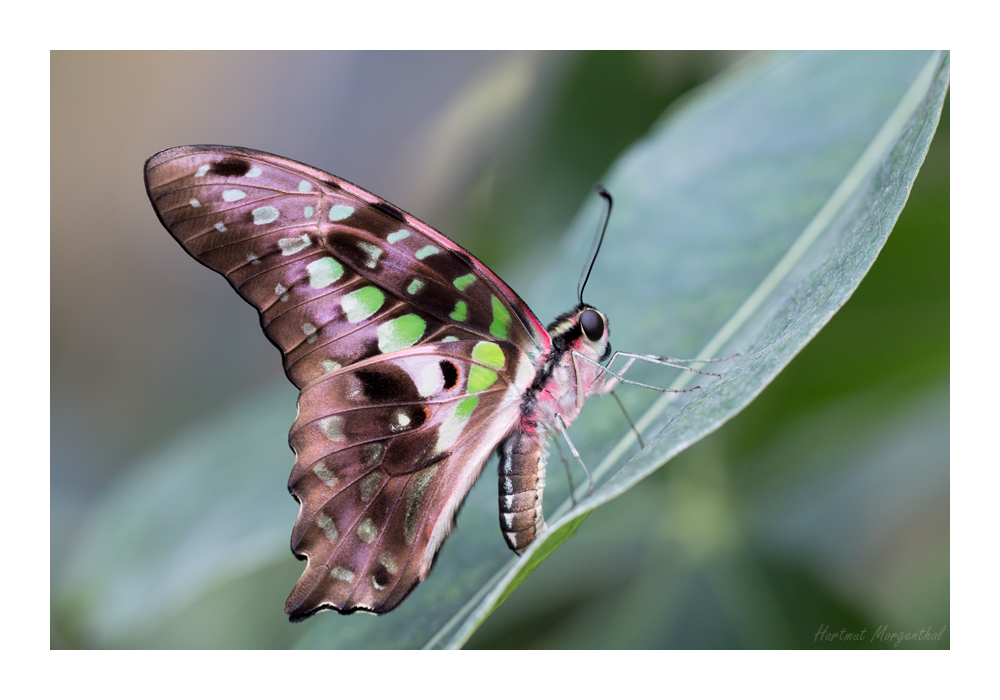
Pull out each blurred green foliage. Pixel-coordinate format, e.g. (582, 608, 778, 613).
(467, 74, 949, 649)
(460, 51, 739, 288)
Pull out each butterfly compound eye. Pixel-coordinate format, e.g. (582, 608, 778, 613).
(580, 309, 605, 342)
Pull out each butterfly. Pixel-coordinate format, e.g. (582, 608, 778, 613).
(145, 145, 714, 620)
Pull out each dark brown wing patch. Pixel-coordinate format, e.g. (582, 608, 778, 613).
(283, 342, 529, 617)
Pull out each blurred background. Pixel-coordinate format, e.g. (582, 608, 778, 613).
(51, 51, 948, 648)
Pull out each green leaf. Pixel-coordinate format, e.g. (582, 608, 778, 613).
(490, 513, 589, 614)
(436, 50, 950, 649)
(54, 51, 949, 649)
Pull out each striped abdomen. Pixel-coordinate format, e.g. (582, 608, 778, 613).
(497, 429, 548, 554)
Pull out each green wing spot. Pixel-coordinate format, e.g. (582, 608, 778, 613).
(472, 341, 505, 369)
(453, 273, 476, 291)
(490, 295, 510, 339)
(467, 365, 498, 393)
(455, 395, 479, 420)
(342, 286, 385, 323)
(377, 314, 427, 353)
(306, 257, 344, 289)
(415, 245, 439, 260)
(450, 301, 468, 322)
(387, 230, 410, 244)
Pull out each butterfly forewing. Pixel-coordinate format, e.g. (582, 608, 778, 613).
(145, 146, 548, 389)
(144, 146, 553, 617)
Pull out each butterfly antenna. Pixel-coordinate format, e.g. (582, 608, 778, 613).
(577, 185, 613, 305)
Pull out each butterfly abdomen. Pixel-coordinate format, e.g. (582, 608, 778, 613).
(497, 429, 548, 553)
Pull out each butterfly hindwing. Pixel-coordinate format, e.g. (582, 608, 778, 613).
(144, 146, 549, 389)
(284, 340, 534, 616)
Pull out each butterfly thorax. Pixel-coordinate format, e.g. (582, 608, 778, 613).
(497, 305, 611, 554)
(527, 305, 611, 430)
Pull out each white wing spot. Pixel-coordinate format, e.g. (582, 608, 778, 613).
(298, 180, 312, 192)
(304, 205, 314, 218)
(505, 495, 513, 509)
(245, 166, 262, 178)
(504, 476, 513, 494)
(301, 322, 318, 343)
(274, 283, 286, 296)
(330, 566, 355, 582)
(406, 279, 424, 295)
(378, 551, 398, 574)
(393, 410, 411, 431)
(189, 198, 200, 208)
(195, 165, 210, 177)
(252, 206, 280, 225)
(504, 513, 514, 528)
(278, 234, 311, 255)
(321, 359, 341, 373)
(363, 442, 385, 467)
(313, 463, 338, 487)
(441, 336, 459, 343)
(415, 245, 439, 260)
(214, 222, 227, 232)
(246, 252, 261, 266)
(415, 362, 443, 397)
(359, 470, 384, 501)
(328, 204, 355, 221)
(387, 230, 410, 244)
(319, 416, 344, 442)
(356, 241, 383, 268)
(357, 518, 377, 543)
(505, 532, 519, 547)
(316, 513, 339, 541)
(222, 189, 247, 202)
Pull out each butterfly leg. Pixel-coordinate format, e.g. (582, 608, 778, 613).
(609, 389, 645, 449)
(552, 437, 577, 507)
(648, 352, 741, 364)
(608, 351, 741, 379)
(573, 351, 701, 397)
(590, 353, 637, 395)
(571, 350, 635, 408)
(577, 352, 646, 447)
(556, 414, 594, 499)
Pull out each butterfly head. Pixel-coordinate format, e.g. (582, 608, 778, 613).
(560, 185, 614, 365)
(548, 304, 612, 363)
